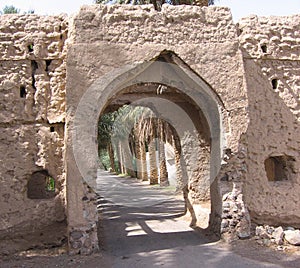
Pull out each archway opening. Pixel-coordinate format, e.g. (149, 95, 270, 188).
(96, 81, 216, 253)
(71, 50, 225, 253)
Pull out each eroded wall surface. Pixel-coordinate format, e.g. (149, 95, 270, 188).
(1, 4, 299, 255)
(0, 14, 68, 252)
(239, 15, 300, 227)
(66, 4, 249, 251)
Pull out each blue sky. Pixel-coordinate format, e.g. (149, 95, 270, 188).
(0, 0, 299, 21)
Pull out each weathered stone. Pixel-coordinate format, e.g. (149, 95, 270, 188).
(266, 225, 275, 235)
(71, 240, 82, 250)
(240, 14, 300, 227)
(0, 4, 299, 256)
(70, 231, 83, 240)
(0, 12, 67, 250)
(284, 230, 300, 246)
(256, 226, 270, 239)
(237, 218, 251, 239)
(221, 219, 229, 229)
(263, 239, 272, 247)
(84, 238, 92, 248)
(272, 227, 284, 245)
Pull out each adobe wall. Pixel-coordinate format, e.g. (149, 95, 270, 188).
(239, 15, 300, 227)
(0, 14, 68, 253)
(0, 4, 299, 255)
(66, 4, 249, 251)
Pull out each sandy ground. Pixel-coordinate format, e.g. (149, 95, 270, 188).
(1, 240, 300, 268)
(1, 173, 300, 267)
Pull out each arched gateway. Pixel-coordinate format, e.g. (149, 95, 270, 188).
(65, 5, 252, 254)
(68, 50, 226, 251)
(3, 4, 299, 256)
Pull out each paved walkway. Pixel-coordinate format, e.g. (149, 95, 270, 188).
(96, 171, 285, 268)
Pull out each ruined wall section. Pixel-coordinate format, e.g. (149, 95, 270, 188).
(70, 3, 249, 162)
(0, 14, 68, 248)
(67, 4, 250, 249)
(239, 15, 300, 227)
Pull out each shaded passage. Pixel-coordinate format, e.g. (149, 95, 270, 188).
(96, 171, 282, 268)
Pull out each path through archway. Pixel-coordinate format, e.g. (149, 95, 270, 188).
(68, 51, 227, 254)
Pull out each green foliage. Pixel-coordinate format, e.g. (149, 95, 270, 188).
(1, 5, 20, 14)
(46, 176, 55, 192)
(0, 6, 35, 15)
(112, 105, 150, 139)
(99, 149, 111, 170)
(98, 105, 152, 148)
(98, 112, 117, 149)
(98, 105, 152, 171)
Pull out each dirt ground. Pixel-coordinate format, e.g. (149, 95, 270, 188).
(1, 235, 300, 268)
(2, 175, 300, 267)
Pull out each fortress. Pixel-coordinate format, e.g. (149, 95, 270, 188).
(0, 4, 299, 254)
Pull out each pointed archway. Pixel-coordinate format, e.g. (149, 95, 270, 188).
(69, 51, 227, 247)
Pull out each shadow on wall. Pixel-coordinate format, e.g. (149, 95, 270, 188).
(27, 170, 56, 199)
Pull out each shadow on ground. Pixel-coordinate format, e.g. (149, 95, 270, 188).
(97, 196, 218, 257)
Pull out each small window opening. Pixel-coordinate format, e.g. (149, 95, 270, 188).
(261, 44, 267, 53)
(31, 75, 36, 90)
(272, 79, 278, 89)
(31, 60, 38, 91)
(237, 28, 243, 36)
(28, 43, 34, 53)
(20, 85, 26, 98)
(50, 126, 55, 132)
(45, 60, 52, 72)
(46, 176, 55, 192)
(264, 155, 295, 181)
(27, 170, 56, 199)
(31, 60, 38, 71)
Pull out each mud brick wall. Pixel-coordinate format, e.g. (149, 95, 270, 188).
(0, 14, 68, 249)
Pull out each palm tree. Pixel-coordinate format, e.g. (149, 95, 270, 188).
(133, 128, 142, 179)
(148, 138, 159, 184)
(172, 133, 184, 192)
(118, 140, 126, 173)
(133, 124, 148, 181)
(94, 0, 214, 11)
(140, 141, 148, 181)
(98, 112, 117, 172)
(143, 116, 160, 185)
(1, 5, 20, 14)
(107, 142, 116, 171)
(133, 108, 158, 183)
(158, 119, 169, 186)
(111, 105, 134, 176)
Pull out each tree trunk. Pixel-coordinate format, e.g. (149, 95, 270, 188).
(118, 141, 125, 174)
(121, 144, 134, 177)
(149, 140, 158, 185)
(114, 142, 121, 174)
(136, 139, 148, 181)
(126, 135, 136, 177)
(179, 0, 209, 6)
(159, 141, 169, 186)
(107, 142, 115, 172)
(158, 120, 169, 186)
(172, 135, 183, 191)
(140, 141, 148, 181)
(135, 139, 142, 180)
